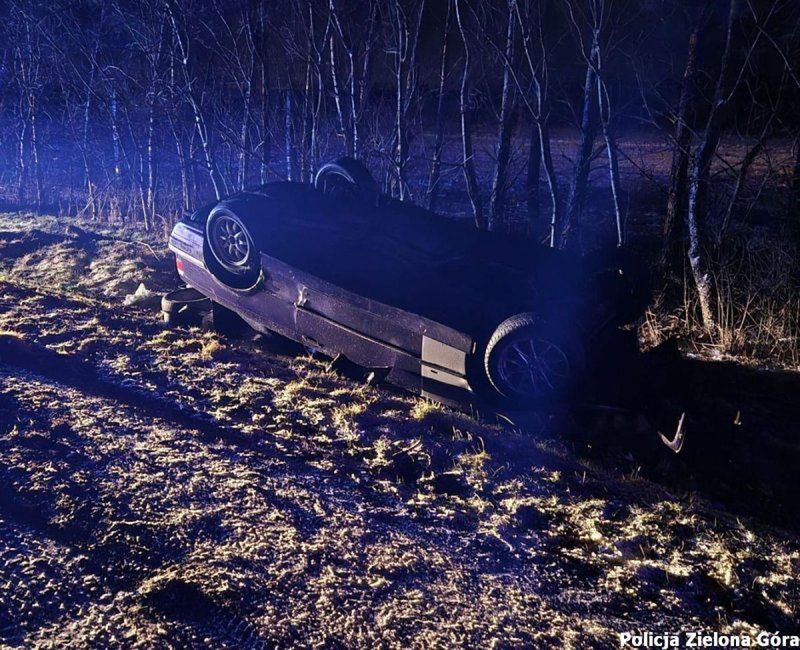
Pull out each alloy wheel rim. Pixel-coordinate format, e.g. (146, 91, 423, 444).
(211, 215, 250, 267)
(497, 337, 571, 397)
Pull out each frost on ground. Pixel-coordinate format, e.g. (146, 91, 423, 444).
(0, 213, 798, 648)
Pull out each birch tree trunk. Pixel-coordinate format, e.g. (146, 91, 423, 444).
(389, 0, 425, 200)
(144, 96, 156, 229)
(330, 0, 373, 160)
(328, 28, 349, 155)
(171, 122, 190, 212)
(17, 116, 27, 206)
(258, 0, 271, 184)
(514, 0, 559, 244)
(525, 118, 540, 229)
(489, 0, 517, 231)
(454, 0, 485, 230)
(356, 5, 377, 161)
(685, 0, 741, 333)
(165, 26, 190, 213)
(18, 26, 44, 213)
(330, 0, 363, 158)
(29, 91, 43, 212)
(239, 80, 252, 190)
(145, 20, 163, 227)
(260, 69, 270, 184)
(561, 28, 599, 250)
(596, 62, 623, 246)
(426, 0, 451, 212)
(309, 9, 329, 180)
(166, 5, 223, 200)
(329, 0, 363, 158)
(392, 0, 408, 199)
(285, 89, 293, 181)
(539, 121, 560, 246)
(660, 27, 699, 271)
(347, 42, 359, 159)
(300, 48, 313, 183)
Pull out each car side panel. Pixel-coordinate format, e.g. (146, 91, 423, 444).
(169, 220, 477, 406)
(261, 253, 475, 406)
(260, 253, 472, 352)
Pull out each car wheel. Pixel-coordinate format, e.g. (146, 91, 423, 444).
(484, 313, 584, 407)
(314, 157, 378, 206)
(205, 203, 260, 288)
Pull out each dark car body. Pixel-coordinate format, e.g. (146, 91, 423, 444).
(169, 179, 645, 409)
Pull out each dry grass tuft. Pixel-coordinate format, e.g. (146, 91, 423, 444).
(331, 401, 367, 434)
(410, 400, 441, 421)
(199, 337, 223, 361)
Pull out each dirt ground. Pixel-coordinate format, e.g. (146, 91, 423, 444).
(1, 213, 799, 648)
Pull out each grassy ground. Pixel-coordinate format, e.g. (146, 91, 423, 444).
(0, 213, 799, 647)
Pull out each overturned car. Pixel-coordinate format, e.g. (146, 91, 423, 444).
(168, 158, 648, 410)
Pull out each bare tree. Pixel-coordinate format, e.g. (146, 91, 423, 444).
(660, 21, 701, 274)
(120, 1, 167, 227)
(560, 2, 600, 250)
(328, 0, 349, 155)
(329, 0, 374, 159)
(515, 0, 560, 245)
(387, 0, 425, 200)
(425, 0, 452, 212)
(595, 41, 623, 246)
(165, 0, 224, 200)
(12, 4, 45, 212)
(684, 0, 741, 332)
(454, 0, 485, 229)
(718, 71, 787, 242)
(294, 1, 331, 182)
(0, 0, 795, 283)
(488, 0, 518, 231)
(256, 0, 272, 183)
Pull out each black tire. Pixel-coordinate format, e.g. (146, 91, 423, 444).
(161, 288, 211, 327)
(161, 287, 211, 315)
(314, 157, 378, 207)
(484, 313, 585, 408)
(205, 203, 260, 288)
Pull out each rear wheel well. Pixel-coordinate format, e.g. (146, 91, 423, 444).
(314, 157, 378, 207)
